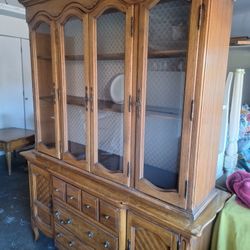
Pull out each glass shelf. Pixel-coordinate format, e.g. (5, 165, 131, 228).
(66, 95, 181, 119)
(64, 49, 186, 61)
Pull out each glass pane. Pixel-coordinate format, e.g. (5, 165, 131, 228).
(96, 9, 125, 172)
(143, 0, 191, 189)
(36, 22, 56, 149)
(64, 17, 86, 161)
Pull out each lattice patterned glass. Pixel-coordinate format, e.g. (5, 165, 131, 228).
(96, 9, 125, 172)
(36, 22, 56, 149)
(143, 0, 191, 189)
(64, 17, 86, 160)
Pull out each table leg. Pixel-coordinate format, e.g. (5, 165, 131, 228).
(6, 151, 12, 176)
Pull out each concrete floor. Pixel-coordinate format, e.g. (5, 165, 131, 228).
(0, 153, 55, 250)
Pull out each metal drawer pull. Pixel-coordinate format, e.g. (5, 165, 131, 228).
(69, 196, 74, 200)
(54, 211, 60, 218)
(68, 241, 75, 247)
(104, 215, 110, 220)
(84, 204, 91, 209)
(87, 231, 94, 239)
(55, 188, 59, 192)
(59, 218, 72, 224)
(65, 219, 72, 224)
(56, 233, 63, 238)
(104, 241, 110, 248)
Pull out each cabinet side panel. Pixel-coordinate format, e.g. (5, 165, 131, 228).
(191, 0, 233, 209)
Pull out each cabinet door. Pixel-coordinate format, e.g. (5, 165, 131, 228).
(127, 212, 178, 250)
(29, 163, 53, 238)
(58, 9, 90, 171)
(89, 1, 134, 185)
(30, 16, 60, 158)
(135, 0, 201, 207)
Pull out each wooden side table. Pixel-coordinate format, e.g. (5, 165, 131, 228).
(0, 127, 35, 175)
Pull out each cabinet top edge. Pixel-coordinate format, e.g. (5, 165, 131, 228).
(18, 0, 144, 8)
(18, 0, 48, 7)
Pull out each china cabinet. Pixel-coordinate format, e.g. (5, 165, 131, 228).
(19, 0, 233, 249)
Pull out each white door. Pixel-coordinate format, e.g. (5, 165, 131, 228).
(0, 36, 24, 129)
(21, 38, 34, 130)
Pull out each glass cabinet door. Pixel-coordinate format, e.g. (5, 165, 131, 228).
(31, 19, 60, 158)
(90, 3, 133, 186)
(59, 12, 90, 170)
(135, 0, 194, 207)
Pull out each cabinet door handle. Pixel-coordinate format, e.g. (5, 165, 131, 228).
(87, 231, 94, 239)
(104, 241, 110, 248)
(68, 241, 75, 247)
(84, 204, 91, 209)
(65, 218, 72, 224)
(54, 188, 59, 192)
(89, 87, 93, 112)
(56, 233, 63, 238)
(134, 88, 141, 119)
(104, 215, 110, 220)
(85, 86, 89, 111)
(54, 211, 60, 218)
(69, 196, 74, 200)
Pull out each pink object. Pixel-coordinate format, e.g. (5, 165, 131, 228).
(226, 170, 250, 208)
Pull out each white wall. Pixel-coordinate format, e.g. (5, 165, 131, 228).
(0, 15, 28, 38)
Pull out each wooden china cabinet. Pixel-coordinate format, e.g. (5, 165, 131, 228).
(20, 0, 233, 249)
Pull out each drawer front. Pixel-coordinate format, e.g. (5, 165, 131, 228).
(55, 223, 93, 250)
(66, 184, 81, 210)
(82, 191, 98, 220)
(53, 177, 66, 201)
(100, 201, 119, 233)
(54, 203, 118, 250)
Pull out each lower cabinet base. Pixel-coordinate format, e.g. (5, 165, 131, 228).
(23, 153, 229, 250)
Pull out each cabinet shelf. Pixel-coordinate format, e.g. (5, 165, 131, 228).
(39, 95, 54, 102)
(66, 95, 180, 119)
(65, 54, 125, 61)
(148, 49, 186, 58)
(64, 49, 186, 61)
(37, 55, 51, 61)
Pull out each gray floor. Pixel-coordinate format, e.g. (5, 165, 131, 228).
(0, 153, 55, 250)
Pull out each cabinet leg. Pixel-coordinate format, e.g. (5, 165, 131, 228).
(6, 151, 12, 176)
(31, 220, 39, 241)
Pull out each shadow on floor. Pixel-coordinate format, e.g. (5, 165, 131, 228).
(0, 153, 55, 250)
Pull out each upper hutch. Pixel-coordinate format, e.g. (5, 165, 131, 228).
(19, 0, 233, 249)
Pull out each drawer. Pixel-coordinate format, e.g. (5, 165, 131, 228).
(55, 223, 93, 250)
(66, 184, 81, 210)
(54, 203, 118, 250)
(81, 190, 98, 220)
(99, 201, 119, 233)
(53, 177, 66, 201)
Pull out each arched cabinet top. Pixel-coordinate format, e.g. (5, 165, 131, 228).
(57, 6, 87, 25)
(89, 0, 131, 18)
(29, 13, 53, 30)
(19, 0, 145, 23)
